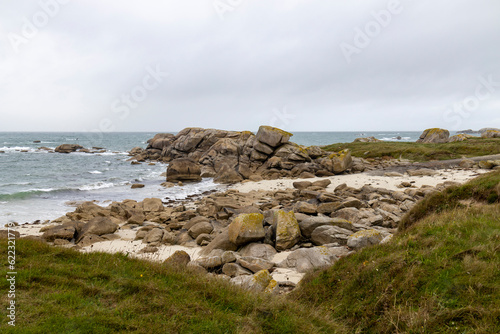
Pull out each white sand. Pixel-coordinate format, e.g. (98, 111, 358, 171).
(233, 169, 485, 193)
(79, 239, 203, 263)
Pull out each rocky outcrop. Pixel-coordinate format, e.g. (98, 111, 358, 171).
(354, 137, 381, 143)
(131, 126, 354, 184)
(55, 144, 84, 153)
(166, 158, 202, 182)
(448, 134, 474, 142)
(416, 128, 450, 143)
(481, 129, 500, 138)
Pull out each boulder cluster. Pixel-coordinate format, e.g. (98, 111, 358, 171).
(129, 126, 354, 183)
(32, 173, 458, 293)
(417, 127, 500, 143)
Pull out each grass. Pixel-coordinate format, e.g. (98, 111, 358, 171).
(400, 170, 500, 231)
(322, 137, 500, 162)
(0, 240, 340, 333)
(293, 171, 500, 333)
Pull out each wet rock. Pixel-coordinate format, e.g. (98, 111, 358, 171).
(55, 144, 84, 153)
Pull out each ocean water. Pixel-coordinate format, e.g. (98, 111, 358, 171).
(0, 131, 425, 225)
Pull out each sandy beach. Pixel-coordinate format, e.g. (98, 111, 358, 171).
(233, 168, 486, 193)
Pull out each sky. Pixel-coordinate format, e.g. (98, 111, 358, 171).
(0, 0, 499, 133)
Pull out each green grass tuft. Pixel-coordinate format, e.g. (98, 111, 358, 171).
(0, 240, 340, 333)
(400, 170, 500, 231)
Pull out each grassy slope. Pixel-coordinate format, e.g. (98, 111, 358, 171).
(293, 171, 500, 333)
(0, 241, 340, 334)
(322, 137, 500, 162)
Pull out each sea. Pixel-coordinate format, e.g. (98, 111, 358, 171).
(0, 131, 432, 226)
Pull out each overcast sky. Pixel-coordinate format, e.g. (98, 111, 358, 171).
(0, 0, 499, 132)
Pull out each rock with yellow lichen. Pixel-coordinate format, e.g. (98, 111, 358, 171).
(416, 128, 450, 143)
(481, 129, 500, 138)
(255, 125, 293, 148)
(229, 269, 275, 292)
(320, 149, 353, 174)
(274, 210, 301, 251)
(228, 213, 265, 246)
(347, 229, 384, 250)
(448, 133, 474, 142)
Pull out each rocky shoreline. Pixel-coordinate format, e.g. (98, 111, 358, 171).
(12, 166, 486, 294)
(7, 125, 499, 294)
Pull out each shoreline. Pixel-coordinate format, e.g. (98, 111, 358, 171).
(13, 164, 488, 288)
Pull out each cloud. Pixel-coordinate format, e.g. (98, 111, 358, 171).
(0, 0, 499, 132)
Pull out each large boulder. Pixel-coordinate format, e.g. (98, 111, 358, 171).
(166, 158, 202, 182)
(299, 217, 353, 238)
(238, 243, 277, 260)
(255, 125, 292, 148)
(213, 164, 244, 184)
(310, 225, 352, 246)
(78, 217, 118, 241)
(278, 247, 344, 273)
(448, 134, 474, 142)
(141, 198, 164, 212)
(273, 210, 301, 251)
(200, 230, 238, 256)
(55, 144, 84, 153)
(347, 229, 384, 250)
(320, 149, 353, 174)
(481, 129, 500, 138)
(42, 225, 76, 242)
(416, 128, 450, 143)
(147, 133, 175, 150)
(228, 213, 265, 246)
(163, 250, 191, 267)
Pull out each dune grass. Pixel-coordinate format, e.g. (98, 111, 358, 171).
(322, 137, 500, 162)
(400, 170, 500, 231)
(293, 171, 500, 333)
(0, 240, 340, 334)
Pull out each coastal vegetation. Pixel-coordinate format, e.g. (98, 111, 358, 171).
(2, 171, 499, 333)
(293, 170, 500, 333)
(323, 137, 500, 162)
